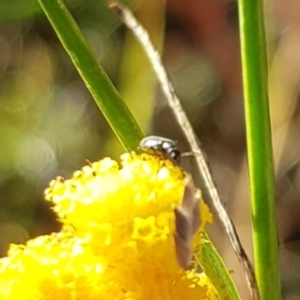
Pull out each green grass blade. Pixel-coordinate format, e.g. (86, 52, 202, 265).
(195, 233, 241, 300)
(238, 0, 281, 299)
(37, 0, 144, 151)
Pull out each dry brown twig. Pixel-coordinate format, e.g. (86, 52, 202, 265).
(110, 2, 259, 299)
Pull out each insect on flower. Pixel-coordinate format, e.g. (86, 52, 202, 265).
(139, 135, 181, 164)
(139, 136, 201, 269)
(139, 135, 200, 165)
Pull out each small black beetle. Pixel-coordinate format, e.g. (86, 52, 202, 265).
(139, 136, 181, 164)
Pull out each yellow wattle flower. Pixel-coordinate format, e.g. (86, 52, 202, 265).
(0, 152, 216, 300)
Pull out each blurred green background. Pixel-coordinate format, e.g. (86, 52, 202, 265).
(1, 0, 300, 298)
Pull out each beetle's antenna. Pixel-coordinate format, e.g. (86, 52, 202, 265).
(181, 151, 201, 158)
(110, 3, 259, 300)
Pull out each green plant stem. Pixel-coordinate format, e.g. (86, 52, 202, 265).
(238, 0, 281, 299)
(37, 0, 144, 151)
(195, 233, 241, 300)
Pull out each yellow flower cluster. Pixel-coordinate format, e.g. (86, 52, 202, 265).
(0, 153, 216, 300)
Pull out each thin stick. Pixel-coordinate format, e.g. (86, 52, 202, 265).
(110, 3, 259, 299)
